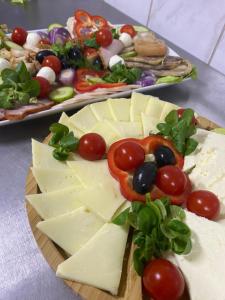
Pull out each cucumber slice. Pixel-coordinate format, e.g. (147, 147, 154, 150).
(4, 40, 23, 50)
(133, 25, 149, 32)
(121, 51, 137, 59)
(48, 23, 63, 31)
(49, 86, 75, 103)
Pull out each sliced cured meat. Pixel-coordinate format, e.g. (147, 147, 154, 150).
(0, 109, 5, 121)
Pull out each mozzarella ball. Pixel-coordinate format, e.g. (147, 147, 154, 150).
(26, 32, 41, 47)
(119, 32, 133, 47)
(0, 58, 10, 73)
(37, 67, 56, 84)
(109, 55, 125, 70)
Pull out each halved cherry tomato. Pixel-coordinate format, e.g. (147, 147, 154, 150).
(114, 141, 145, 171)
(187, 190, 220, 220)
(177, 108, 197, 125)
(42, 55, 61, 74)
(156, 166, 186, 196)
(143, 259, 185, 300)
(11, 27, 27, 46)
(120, 24, 136, 37)
(78, 133, 106, 160)
(96, 28, 113, 47)
(74, 10, 92, 26)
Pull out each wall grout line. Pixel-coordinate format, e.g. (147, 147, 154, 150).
(146, 0, 154, 26)
(208, 24, 225, 64)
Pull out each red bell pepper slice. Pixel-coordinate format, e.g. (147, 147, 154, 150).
(107, 135, 185, 202)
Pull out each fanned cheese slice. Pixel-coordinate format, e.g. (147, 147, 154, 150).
(90, 101, 114, 121)
(59, 112, 84, 138)
(130, 92, 150, 121)
(56, 223, 129, 295)
(31, 167, 81, 193)
(67, 159, 110, 187)
(26, 185, 84, 219)
(175, 211, 225, 300)
(107, 98, 131, 121)
(145, 96, 165, 118)
(32, 139, 68, 170)
(159, 102, 179, 121)
(141, 113, 159, 136)
(37, 207, 104, 255)
(106, 120, 143, 138)
(69, 180, 126, 221)
(70, 105, 98, 132)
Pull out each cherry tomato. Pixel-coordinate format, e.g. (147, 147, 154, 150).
(156, 166, 186, 196)
(96, 28, 113, 47)
(120, 24, 136, 37)
(78, 133, 106, 161)
(83, 47, 98, 59)
(11, 27, 27, 46)
(143, 259, 185, 300)
(114, 141, 145, 171)
(33, 76, 51, 98)
(39, 38, 51, 46)
(177, 108, 197, 125)
(42, 55, 61, 74)
(187, 190, 220, 220)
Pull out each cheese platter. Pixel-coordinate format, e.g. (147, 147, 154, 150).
(25, 92, 225, 300)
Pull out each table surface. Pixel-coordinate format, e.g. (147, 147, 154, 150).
(0, 1, 225, 300)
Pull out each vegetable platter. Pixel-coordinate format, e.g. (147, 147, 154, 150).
(0, 9, 196, 126)
(26, 92, 225, 300)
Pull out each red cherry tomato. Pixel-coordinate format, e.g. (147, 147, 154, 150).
(114, 141, 145, 171)
(11, 27, 27, 46)
(156, 166, 186, 196)
(83, 47, 98, 59)
(39, 38, 51, 46)
(143, 259, 185, 300)
(78, 133, 106, 161)
(96, 28, 113, 47)
(177, 108, 197, 125)
(42, 55, 61, 74)
(120, 24, 136, 37)
(187, 190, 220, 220)
(33, 76, 51, 98)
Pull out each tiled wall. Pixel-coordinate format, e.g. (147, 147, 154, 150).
(105, 0, 225, 75)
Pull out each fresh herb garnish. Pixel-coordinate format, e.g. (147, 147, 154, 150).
(84, 36, 99, 49)
(0, 62, 40, 109)
(112, 28, 119, 39)
(103, 63, 141, 84)
(49, 123, 79, 161)
(157, 108, 198, 156)
(113, 194, 192, 275)
(156, 65, 198, 84)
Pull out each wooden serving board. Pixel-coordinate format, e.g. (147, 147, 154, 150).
(25, 116, 218, 300)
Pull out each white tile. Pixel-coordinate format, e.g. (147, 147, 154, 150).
(148, 0, 225, 63)
(210, 27, 225, 75)
(105, 0, 152, 25)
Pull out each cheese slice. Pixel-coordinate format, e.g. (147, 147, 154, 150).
(141, 113, 159, 136)
(32, 167, 81, 193)
(26, 185, 84, 219)
(59, 112, 84, 138)
(130, 92, 150, 121)
(90, 101, 114, 121)
(106, 120, 143, 138)
(175, 211, 225, 300)
(69, 180, 126, 221)
(56, 223, 129, 295)
(70, 105, 98, 132)
(107, 98, 131, 121)
(37, 207, 104, 255)
(159, 102, 179, 121)
(145, 96, 165, 118)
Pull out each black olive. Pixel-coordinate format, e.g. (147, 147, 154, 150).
(154, 145, 176, 167)
(35, 50, 56, 64)
(92, 56, 103, 70)
(132, 162, 157, 194)
(68, 47, 82, 60)
(61, 58, 71, 69)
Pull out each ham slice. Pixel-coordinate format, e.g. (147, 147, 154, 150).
(0, 109, 5, 121)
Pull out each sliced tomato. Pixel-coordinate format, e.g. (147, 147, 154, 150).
(74, 10, 92, 26)
(92, 15, 109, 29)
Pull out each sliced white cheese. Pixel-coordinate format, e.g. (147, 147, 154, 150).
(145, 96, 165, 118)
(59, 112, 84, 139)
(31, 167, 81, 193)
(56, 222, 129, 295)
(70, 105, 98, 132)
(90, 101, 114, 121)
(175, 211, 225, 300)
(106, 120, 143, 138)
(130, 92, 150, 122)
(68, 180, 126, 221)
(107, 98, 131, 121)
(26, 185, 84, 219)
(159, 102, 179, 121)
(37, 207, 104, 255)
(141, 113, 159, 136)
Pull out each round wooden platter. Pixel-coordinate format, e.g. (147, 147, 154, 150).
(25, 116, 219, 300)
